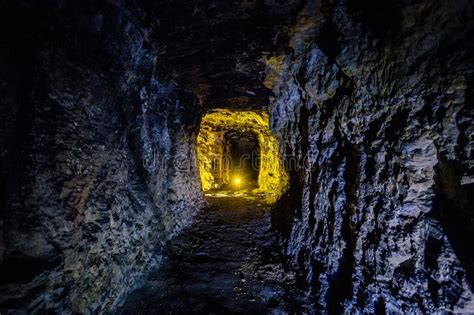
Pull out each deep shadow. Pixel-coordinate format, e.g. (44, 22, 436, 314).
(224, 130, 260, 187)
(432, 157, 474, 290)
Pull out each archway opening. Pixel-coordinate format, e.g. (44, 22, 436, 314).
(224, 130, 260, 190)
(197, 109, 288, 203)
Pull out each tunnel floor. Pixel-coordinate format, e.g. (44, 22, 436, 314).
(118, 197, 307, 314)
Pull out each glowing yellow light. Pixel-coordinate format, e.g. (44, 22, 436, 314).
(197, 109, 288, 203)
(233, 177, 242, 186)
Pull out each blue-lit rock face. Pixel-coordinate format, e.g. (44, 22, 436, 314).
(268, 0, 474, 312)
(0, 1, 202, 313)
(1, 0, 473, 313)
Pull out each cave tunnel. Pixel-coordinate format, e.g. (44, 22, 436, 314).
(197, 109, 288, 202)
(1, 0, 473, 314)
(224, 130, 260, 187)
(199, 127, 261, 191)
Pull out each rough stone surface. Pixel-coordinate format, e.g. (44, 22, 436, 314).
(1, 0, 474, 313)
(118, 196, 307, 314)
(269, 0, 474, 312)
(0, 1, 202, 313)
(147, 0, 301, 109)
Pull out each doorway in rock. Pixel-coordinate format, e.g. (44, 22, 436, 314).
(196, 109, 288, 203)
(224, 130, 260, 190)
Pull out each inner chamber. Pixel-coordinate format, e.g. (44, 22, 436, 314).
(196, 109, 288, 202)
(224, 130, 260, 188)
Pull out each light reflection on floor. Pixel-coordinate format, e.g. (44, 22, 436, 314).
(204, 189, 277, 203)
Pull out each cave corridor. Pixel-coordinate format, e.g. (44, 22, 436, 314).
(197, 109, 287, 203)
(1, 0, 474, 314)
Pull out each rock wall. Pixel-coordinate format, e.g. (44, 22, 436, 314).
(0, 1, 202, 313)
(269, 0, 474, 312)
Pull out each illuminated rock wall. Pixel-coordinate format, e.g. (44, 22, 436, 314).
(269, 0, 474, 312)
(0, 1, 203, 313)
(1, 0, 472, 313)
(197, 109, 288, 201)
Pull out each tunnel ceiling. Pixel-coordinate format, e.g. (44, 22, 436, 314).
(146, 0, 301, 109)
(225, 130, 258, 144)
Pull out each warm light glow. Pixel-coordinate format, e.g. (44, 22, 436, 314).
(233, 177, 242, 186)
(197, 109, 288, 203)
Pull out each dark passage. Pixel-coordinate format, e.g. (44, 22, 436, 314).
(225, 131, 260, 188)
(1, 0, 473, 313)
(118, 197, 306, 314)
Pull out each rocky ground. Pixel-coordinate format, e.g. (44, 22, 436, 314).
(118, 196, 308, 314)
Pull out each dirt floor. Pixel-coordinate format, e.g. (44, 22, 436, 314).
(118, 195, 307, 314)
